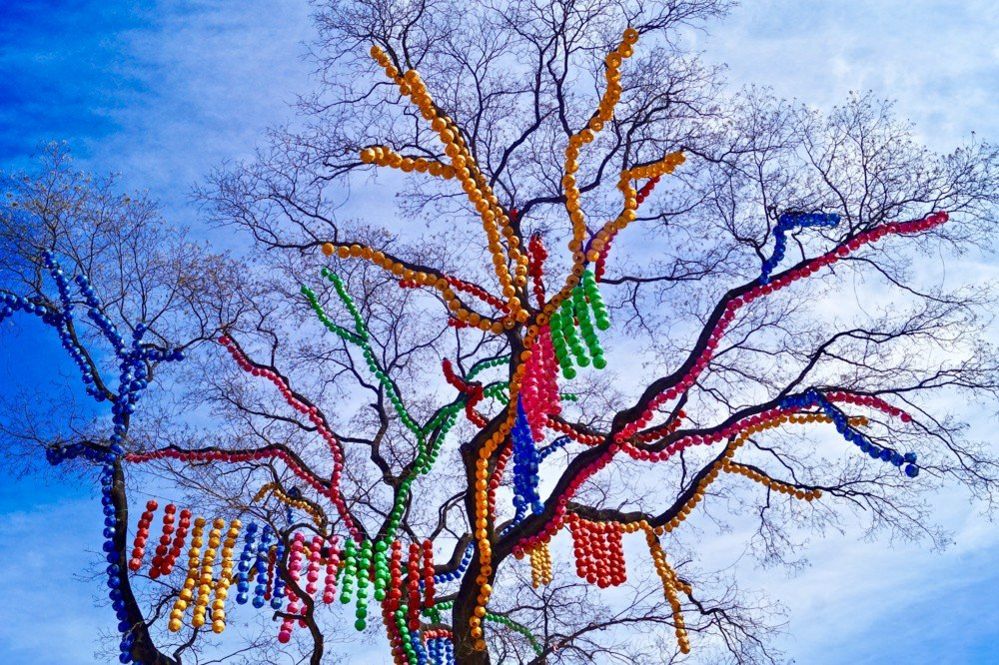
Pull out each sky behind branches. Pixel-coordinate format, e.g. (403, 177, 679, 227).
(0, 1, 997, 663)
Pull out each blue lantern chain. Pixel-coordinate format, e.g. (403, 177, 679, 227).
(432, 543, 473, 585)
(252, 525, 274, 608)
(511, 398, 544, 519)
(100, 459, 140, 664)
(537, 435, 572, 463)
(759, 212, 840, 284)
(235, 522, 259, 605)
(270, 539, 287, 609)
(779, 389, 920, 477)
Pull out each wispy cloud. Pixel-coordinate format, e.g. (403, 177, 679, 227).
(690, 0, 999, 151)
(1, 0, 314, 225)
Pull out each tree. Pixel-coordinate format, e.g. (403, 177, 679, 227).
(4, 1, 999, 664)
(0, 144, 239, 664)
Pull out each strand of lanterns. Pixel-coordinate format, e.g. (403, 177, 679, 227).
(399, 273, 510, 314)
(253, 482, 329, 528)
(781, 389, 920, 476)
(759, 212, 840, 284)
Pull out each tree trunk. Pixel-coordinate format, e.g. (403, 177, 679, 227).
(110, 459, 180, 665)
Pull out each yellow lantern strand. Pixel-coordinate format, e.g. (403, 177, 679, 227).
(632, 521, 691, 653)
(656, 411, 856, 533)
(564, 26, 639, 261)
(211, 519, 242, 634)
(528, 541, 553, 588)
(169, 516, 206, 632)
(253, 482, 329, 529)
(359, 147, 456, 181)
(362, 46, 528, 318)
(192, 518, 225, 629)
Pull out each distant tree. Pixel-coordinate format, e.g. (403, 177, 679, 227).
(4, 1, 999, 664)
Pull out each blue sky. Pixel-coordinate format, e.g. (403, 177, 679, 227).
(0, 1, 997, 663)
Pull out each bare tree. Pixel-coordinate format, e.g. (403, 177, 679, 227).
(0, 144, 245, 664)
(3, 0, 999, 664)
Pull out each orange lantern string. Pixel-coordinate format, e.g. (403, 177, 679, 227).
(361, 48, 528, 317)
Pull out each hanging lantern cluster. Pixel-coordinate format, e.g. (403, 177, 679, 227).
(568, 515, 627, 588)
(549, 270, 611, 378)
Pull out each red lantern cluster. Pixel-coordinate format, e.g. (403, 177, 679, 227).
(306, 536, 323, 598)
(521, 326, 562, 441)
(568, 515, 626, 588)
(383, 540, 408, 665)
(422, 540, 436, 608)
(406, 543, 422, 630)
(128, 500, 158, 571)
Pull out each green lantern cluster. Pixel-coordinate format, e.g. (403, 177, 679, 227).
(339, 538, 358, 604)
(550, 269, 611, 379)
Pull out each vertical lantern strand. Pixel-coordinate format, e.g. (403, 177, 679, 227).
(511, 398, 544, 519)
